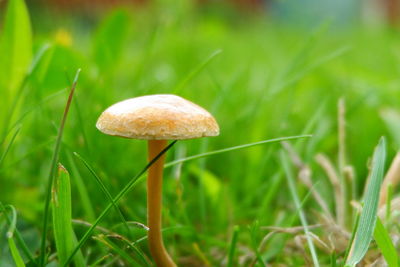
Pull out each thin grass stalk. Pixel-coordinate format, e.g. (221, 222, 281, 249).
(165, 135, 312, 168)
(281, 150, 320, 267)
(173, 49, 222, 94)
(227, 225, 240, 267)
(0, 202, 35, 264)
(39, 69, 81, 266)
(66, 152, 96, 222)
(338, 98, 347, 227)
(0, 126, 21, 168)
(73, 152, 131, 234)
(315, 154, 342, 223)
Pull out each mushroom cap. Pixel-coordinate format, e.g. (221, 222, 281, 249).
(96, 94, 219, 140)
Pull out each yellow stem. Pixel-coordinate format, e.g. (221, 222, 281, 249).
(147, 140, 177, 267)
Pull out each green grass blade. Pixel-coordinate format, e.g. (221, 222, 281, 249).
(281, 150, 320, 267)
(227, 225, 240, 267)
(39, 69, 81, 266)
(66, 152, 96, 222)
(93, 235, 142, 266)
(343, 212, 360, 265)
(8, 237, 25, 267)
(92, 9, 129, 71)
(52, 164, 85, 267)
(0, 0, 32, 93)
(1, 205, 25, 267)
(165, 135, 312, 168)
(6, 88, 66, 139)
(271, 46, 350, 96)
(63, 140, 177, 266)
(73, 152, 130, 233)
(373, 218, 398, 267)
(89, 254, 113, 267)
(0, 202, 35, 264)
(345, 137, 387, 267)
(173, 49, 222, 94)
(0, 126, 21, 168)
(117, 236, 151, 267)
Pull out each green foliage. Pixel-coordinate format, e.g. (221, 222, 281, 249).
(1, 205, 25, 267)
(345, 137, 387, 266)
(73, 152, 130, 233)
(92, 9, 130, 72)
(227, 225, 240, 267)
(52, 164, 85, 266)
(0, 0, 32, 95)
(373, 218, 398, 267)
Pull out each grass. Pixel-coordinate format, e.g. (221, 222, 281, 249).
(1, 0, 400, 266)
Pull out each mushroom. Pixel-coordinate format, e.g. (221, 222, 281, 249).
(96, 94, 219, 266)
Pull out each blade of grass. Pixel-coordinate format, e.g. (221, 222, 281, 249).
(0, 202, 35, 264)
(39, 69, 81, 266)
(0, 125, 21, 168)
(165, 135, 312, 168)
(113, 235, 151, 267)
(8, 236, 25, 267)
(73, 152, 131, 234)
(385, 184, 393, 222)
(173, 49, 222, 94)
(373, 218, 398, 267)
(93, 235, 145, 266)
(1, 205, 25, 267)
(1, 43, 51, 145)
(280, 150, 320, 267)
(7, 88, 66, 138)
(66, 152, 96, 222)
(227, 225, 240, 267)
(345, 137, 387, 267)
(248, 221, 267, 267)
(89, 254, 113, 267)
(63, 140, 178, 266)
(0, 0, 32, 94)
(52, 164, 85, 266)
(343, 212, 360, 266)
(270, 46, 350, 96)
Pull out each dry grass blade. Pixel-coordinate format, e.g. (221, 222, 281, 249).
(315, 153, 344, 226)
(379, 152, 400, 207)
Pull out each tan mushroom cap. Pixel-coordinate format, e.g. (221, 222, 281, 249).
(96, 94, 219, 140)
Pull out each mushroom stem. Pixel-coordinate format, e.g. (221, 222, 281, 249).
(147, 140, 176, 267)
